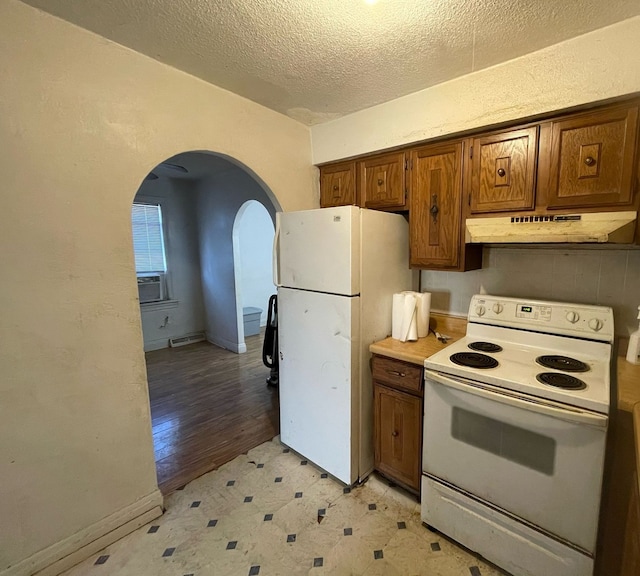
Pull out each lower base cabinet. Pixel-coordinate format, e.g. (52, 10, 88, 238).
(372, 355, 423, 494)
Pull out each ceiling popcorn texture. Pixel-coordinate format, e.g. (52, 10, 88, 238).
(20, 0, 640, 125)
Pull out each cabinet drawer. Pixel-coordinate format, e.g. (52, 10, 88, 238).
(372, 356, 422, 394)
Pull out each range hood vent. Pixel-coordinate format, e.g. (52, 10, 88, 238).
(465, 211, 637, 244)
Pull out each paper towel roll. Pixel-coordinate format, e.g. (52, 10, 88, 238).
(392, 293, 405, 340)
(416, 292, 431, 338)
(393, 292, 418, 342)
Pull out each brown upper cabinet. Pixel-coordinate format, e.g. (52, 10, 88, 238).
(358, 151, 407, 210)
(320, 161, 356, 208)
(469, 127, 538, 214)
(409, 142, 463, 269)
(316, 97, 640, 269)
(545, 104, 639, 209)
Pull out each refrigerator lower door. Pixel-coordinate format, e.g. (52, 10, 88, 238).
(278, 286, 360, 485)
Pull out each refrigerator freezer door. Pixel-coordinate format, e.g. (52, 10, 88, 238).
(277, 206, 360, 296)
(278, 286, 360, 485)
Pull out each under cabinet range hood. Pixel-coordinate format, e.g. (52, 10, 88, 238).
(465, 211, 637, 244)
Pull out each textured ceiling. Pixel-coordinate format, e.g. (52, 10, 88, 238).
(20, 0, 640, 125)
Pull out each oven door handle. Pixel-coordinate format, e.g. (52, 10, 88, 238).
(424, 370, 608, 428)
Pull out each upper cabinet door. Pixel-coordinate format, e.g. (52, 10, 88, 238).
(547, 105, 639, 209)
(410, 142, 463, 269)
(359, 152, 407, 210)
(320, 161, 356, 208)
(469, 127, 538, 214)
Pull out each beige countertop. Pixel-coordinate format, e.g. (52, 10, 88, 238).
(369, 313, 467, 365)
(618, 355, 640, 413)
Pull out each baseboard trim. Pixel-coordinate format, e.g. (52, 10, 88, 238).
(3, 490, 163, 576)
(143, 338, 169, 352)
(206, 334, 246, 354)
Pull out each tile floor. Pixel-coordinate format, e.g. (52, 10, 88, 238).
(62, 438, 506, 576)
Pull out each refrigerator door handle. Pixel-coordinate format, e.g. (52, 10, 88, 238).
(273, 213, 281, 286)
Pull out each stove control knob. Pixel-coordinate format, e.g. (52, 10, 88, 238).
(492, 303, 504, 314)
(588, 318, 603, 332)
(475, 305, 486, 317)
(566, 311, 580, 324)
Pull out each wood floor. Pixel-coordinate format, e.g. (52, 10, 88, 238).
(145, 332, 279, 495)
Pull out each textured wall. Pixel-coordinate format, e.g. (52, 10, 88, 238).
(422, 247, 640, 337)
(196, 166, 278, 354)
(0, 2, 314, 574)
(311, 16, 640, 162)
(135, 179, 206, 351)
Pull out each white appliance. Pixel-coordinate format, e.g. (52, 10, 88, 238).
(274, 206, 413, 485)
(421, 295, 613, 576)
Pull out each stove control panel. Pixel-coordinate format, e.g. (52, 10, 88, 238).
(468, 295, 614, 342)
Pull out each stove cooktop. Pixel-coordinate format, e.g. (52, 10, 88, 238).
(425, 326, 611, 414)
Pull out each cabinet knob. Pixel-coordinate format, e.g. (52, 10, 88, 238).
(333, 185, 339, 191)
(391, 431, 399, 437)
(497, 168, 506, 177)
(584, 156, 596, 166)
(430, 194, 439, 221)
(377, 178, 384, 186)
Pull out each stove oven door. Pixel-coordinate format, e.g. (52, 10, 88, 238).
(423, 369, 607, 554)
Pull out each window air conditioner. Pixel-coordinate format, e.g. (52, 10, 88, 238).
(137, 274, 165, 303)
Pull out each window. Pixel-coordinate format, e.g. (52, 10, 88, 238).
(131, 203, 167, 274)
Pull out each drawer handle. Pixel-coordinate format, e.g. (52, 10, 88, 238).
(388, 370, 406, 377)
(391, 431, 399, 437)
(584, 156, 596, 166)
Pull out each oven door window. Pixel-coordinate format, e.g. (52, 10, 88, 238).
(452, 407, 556, 475)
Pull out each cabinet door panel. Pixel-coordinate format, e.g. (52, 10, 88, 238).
(359, 152, 406, 210)
(374, 384, 422, 491)
(410, 142, 462, 268)
(320, 162, 356, 207)
(547, 106, 638, 208)
(470, 127, 537, 213)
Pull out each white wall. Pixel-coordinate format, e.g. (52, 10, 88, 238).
(0, 2, 315, 574)
(196, 164, 278, 354)
(422, 247, 640, 337)
(135, 178, 206, 351)
(311, 16, 640, 163)
(236, 201, 276, 327)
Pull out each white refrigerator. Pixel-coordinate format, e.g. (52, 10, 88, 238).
(274, 206, 413, 485)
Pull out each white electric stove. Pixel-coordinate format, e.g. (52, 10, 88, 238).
(421, 295, 613, 576)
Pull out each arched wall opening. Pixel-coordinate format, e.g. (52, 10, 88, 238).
(232, 200, 276, 352)
(131, 150, 282, 494)
(132, 151, 281, 355)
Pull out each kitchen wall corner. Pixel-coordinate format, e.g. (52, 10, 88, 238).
(422, 246, 640, 336)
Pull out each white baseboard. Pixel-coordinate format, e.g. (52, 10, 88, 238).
(143, 337, 169, 352)
(3, 490, 163, 576)
(206, 334, 246, 354)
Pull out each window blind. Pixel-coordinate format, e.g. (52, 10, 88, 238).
(132, 203, 167, 273)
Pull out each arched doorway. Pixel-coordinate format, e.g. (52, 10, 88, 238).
(132, 151, 281, 494)
(232, 200, 276, 352)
